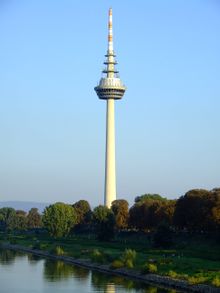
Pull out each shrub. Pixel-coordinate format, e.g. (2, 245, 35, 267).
(181, 274, 189, 280)
(187, 276, 207, 285)
(90, 249, 105, 263)
(167, 270, 178, 278)
(148, 264, 158, 273)
(187, 276, 199, 285)
(147, 288, 157, 293)
(125, 259, 133, 269)
(121, 249, 136, 262)
(51, 246, 65, 256)
(109, 249, 137, 270)
(91, 249, 101, 258)
(120, 249, 137, 269)
(110, 259, 124, 269)
(142, 263, 157, 274)
(212, 277, 220, 287)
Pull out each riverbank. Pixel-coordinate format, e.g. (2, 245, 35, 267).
(3, 232, 220, 285)
(1, 243, 219, 293)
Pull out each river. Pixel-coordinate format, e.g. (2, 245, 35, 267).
(0, 249, 177, 293)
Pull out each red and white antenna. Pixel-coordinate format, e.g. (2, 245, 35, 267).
(108, 8, 113, 53)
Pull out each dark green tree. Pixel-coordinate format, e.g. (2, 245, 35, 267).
(129, 200, 161, 231)
(173, 189, 217, 232)
(129, 194, 175, 231)
(92, 205, 115, 241)
(155, 200, 176, 226)
(135, 194, 166, 204)
(7, 210, 27, 231)
(153, 222, 173, 248)
(0, 207, 16, 230)
(211, 188, 220, 230)
(72, 200, 91, 225)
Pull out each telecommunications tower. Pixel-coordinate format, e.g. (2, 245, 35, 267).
(94, 8, 126, 207)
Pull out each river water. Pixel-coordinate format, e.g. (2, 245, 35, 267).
(0, 249, 176, 293)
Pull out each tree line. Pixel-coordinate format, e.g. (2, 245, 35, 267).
(0, 188, 219, 240)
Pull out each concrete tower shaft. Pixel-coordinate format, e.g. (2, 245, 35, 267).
(94, 8, 126, 208)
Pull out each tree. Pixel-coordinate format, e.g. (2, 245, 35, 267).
(129, 200, 162, 231)
(211, 189, 220, 225)
(42, 203, 77, 238)
(72, 200, 91, 225)
(153, 222, 173, 248)
(129, 203, 141, 229)
(111, 199, 129, 229)
(173, 189, 218, 232)
(92, 205, 115, 241)
(7, 210, 27, 231)
(27, 208, 42, 229)
(129, 194, 175, 231)
(0, 207, 16, 230)
(135, 194, 166, 204)
(154, 200, 176, 226)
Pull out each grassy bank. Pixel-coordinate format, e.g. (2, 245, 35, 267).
(0, 232, 220, 288)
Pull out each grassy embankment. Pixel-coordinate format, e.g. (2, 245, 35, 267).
(0, 232, 220, 287)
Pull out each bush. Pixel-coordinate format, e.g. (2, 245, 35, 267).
(110, 259, 124, 269)
(119, 249, 137, 268)
(142, 263, 157, 274)
(125, 259, 133, 268)
(167, 270, 178, 278)
(187, 276, 207, 285)
(51, 246, 65, 256)
(90, 249, 105, 264)
(147, 288, 157, 293)
(212, 277, 220, 287)
(110, 249, 137, 269)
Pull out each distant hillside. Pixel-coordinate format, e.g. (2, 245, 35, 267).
(0, 201, 50, 213)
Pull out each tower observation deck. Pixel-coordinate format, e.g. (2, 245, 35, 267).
(94, 8, 126, 207)
(95, 9, 126, 100)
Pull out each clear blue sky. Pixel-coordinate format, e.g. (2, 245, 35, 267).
(0, 0, 219, 206)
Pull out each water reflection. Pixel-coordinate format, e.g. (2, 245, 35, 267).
(91, 271, 138, 291)
(44, 259, 89, 281)
(0, 249, 24, 265)
(28, 253, 43, 264)
(105, 283, 115, 293)
(91, 271, 174, 292)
